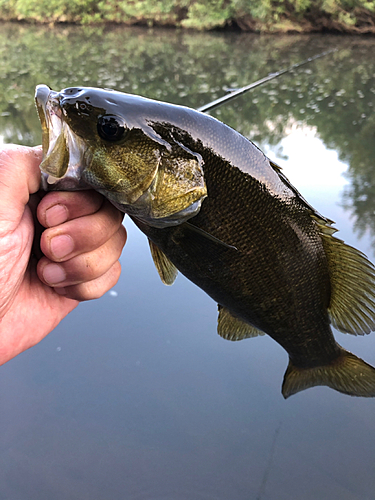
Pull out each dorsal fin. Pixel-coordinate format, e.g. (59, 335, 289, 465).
(148, 239, 178, 285)
(312, 215, 375, 335)
(217, 306, 265, 341)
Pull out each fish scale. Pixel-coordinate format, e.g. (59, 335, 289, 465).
(136, 128, 334, 363)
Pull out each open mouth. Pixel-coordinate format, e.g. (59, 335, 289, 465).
(35, 84, 88, 190)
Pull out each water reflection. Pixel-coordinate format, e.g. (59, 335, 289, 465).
(0, 24, 374, 244)
(1, 22, 375, 500)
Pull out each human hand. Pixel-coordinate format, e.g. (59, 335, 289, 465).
(0, 145, 126, 365)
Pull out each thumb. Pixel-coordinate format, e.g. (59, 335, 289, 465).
(0, 145, 43, 231)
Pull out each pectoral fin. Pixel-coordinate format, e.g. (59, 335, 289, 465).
(217, 306, 265, 341)
(148, 240, 178, 285)
(186, 223, 237, 250)
(282, 346, 375, 398)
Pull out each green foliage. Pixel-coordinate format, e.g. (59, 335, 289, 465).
(181, 0, 233, 29)
(0, 0, 375, 31)
(0, 0, 102, 22)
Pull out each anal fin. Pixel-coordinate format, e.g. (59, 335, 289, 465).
(148, 239, 178, 285)
(218, 305, 265, 341)
(282, 346, 375, 398)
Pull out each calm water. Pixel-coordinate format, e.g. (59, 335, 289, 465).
(1, 23, 375, 500)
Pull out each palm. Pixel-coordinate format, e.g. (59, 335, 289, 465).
(0, 200, 77, 361)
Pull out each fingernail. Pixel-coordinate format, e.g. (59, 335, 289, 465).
(50, 234, 74, 259)
(45, 204, 68, 227)
(43, 263, 66, 284)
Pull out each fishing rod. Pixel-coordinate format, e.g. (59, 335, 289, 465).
(198, 48, 337, 114)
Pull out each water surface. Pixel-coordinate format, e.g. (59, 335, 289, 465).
(1, 23, 375, 500)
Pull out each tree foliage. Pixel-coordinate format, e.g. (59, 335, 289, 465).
(0, 0, 375, 32)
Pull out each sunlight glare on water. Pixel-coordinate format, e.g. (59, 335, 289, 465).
(264, 124, 349, 190)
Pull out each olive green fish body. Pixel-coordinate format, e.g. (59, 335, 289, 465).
(133, 127, 337, 369)
(35, 85, 375, 398)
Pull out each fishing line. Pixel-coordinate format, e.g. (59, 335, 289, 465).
(198, 48, 337, 113)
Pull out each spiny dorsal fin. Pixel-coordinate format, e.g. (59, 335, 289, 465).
(217, 305, 265, 341)
(282, 346, 375, 398)
(312, 215, 375, 335)
(148, 239, 178, 286)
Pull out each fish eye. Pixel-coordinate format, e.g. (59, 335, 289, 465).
(97, 115, 126, 142)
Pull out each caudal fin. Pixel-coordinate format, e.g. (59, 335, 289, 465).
(282, 347, 375, 399)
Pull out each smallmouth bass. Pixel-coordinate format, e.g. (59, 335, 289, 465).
(35, 84, 375, 398)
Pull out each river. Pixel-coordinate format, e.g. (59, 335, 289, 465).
(1, 22, 375, 500)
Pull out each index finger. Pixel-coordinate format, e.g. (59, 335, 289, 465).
(37, 190, 109, 228)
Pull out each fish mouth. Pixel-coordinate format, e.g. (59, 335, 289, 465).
(35, 84, 90, 190)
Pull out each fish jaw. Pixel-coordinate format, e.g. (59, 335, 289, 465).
(35, 84, 91, 191)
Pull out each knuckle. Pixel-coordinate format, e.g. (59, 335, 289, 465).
(82, 255, 98, 280)
(66, 261, 122, 301)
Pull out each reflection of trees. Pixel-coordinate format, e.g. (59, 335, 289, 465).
(1, 23, 375, 241)
(341, 111, 375, 246)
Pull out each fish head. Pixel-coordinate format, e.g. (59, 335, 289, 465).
(35, 85, 207, 227)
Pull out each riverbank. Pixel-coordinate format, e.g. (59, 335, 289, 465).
(0, 0, 374, 34)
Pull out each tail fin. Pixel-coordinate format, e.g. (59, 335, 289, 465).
(282, 347, 375, 399)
